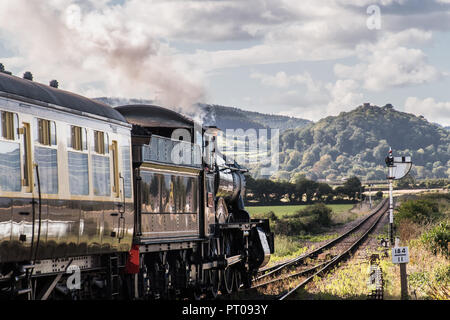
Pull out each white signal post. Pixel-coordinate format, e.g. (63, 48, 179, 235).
(389, 177, 394, 243)
(385, 148, 412, 245)
(385, 150, 412, 300)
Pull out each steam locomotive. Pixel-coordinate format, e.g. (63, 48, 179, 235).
(0, 69, 274, 300)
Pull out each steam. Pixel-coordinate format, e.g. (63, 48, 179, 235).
(0, 0, 205, 114)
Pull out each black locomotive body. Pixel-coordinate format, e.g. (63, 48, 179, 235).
(0, 71, 273, 300)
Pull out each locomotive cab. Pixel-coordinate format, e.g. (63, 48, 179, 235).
(116, 104, 274, 297)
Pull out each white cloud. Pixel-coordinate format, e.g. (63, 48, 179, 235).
(334, 29, 441, 91)
(250, 71, 364, 121)
(0, 0, 205, 112)
(1, 0, 450, 118)
(250, 71, 321, 92)
(404, 97, 450, 126)
(172, 0, 381, 70)
(326, 79, 364, 113)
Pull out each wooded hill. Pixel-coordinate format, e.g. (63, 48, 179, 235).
(200, 103, 311, 132)
(96, 98, 449, 182)
(251, 104, 450, 181)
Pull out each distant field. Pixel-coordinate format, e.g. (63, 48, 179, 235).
(247, 204, 355, 218)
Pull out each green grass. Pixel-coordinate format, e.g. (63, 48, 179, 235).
(303, 193, 450, 300)
(270, 235, 309, 264)
(247, 204, 354, 218)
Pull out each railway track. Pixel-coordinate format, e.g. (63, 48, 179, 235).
(231, 199, 389, 300)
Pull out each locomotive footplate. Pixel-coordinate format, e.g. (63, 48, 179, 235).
(30, 255, 102, 276)
(211, 222, 259, 236)
(217, 222, 252, 230)
(138, 238, 202, 253)
(201, 254, 242, 270)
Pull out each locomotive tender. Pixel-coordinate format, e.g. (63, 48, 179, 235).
(0, 70, 273, 300)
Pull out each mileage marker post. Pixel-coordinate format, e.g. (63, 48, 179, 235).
(392, 238, 409, 300)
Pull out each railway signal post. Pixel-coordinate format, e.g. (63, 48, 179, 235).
(385, 148, 412, 245)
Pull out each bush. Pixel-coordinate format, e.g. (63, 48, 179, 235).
(252, 211, 278, 221)
(420, 222, 450, 257)
(375, 191, 383, 199)
(396, 199, 441, 224)
(421, 193, 450, 201)
(273, 217, 306, 236)
(409, 265, 450, 300)
(273, 203, 332, 235)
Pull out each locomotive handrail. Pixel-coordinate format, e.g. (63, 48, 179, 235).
(32, 163, 42, 264)
(218, 165, 248, 173)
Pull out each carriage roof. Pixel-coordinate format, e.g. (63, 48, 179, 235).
(0, 72, 126, 123)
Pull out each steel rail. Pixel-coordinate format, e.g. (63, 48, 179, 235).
(277, 200, 388, 300)
(252, 260, 329, 290)
(255, 199, 387, 283)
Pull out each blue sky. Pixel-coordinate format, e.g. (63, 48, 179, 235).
(1, 0, 450, 125)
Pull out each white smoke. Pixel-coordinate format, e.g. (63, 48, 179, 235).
(0, 0, 205, 114)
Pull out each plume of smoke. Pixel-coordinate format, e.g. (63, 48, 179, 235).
(0, 0, 205, 114)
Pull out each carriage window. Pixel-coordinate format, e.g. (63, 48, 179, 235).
(141, 172, 160, 213)
(34, 146, 58, 194)
(0, 140, 21, 191)
(175, 176, 198, 214)
(0, 111, 21, 191)
(92, 154, 110, 196)
(186, 177, 198, 213)
(68, 125, 89, 195)
(121, 143, 132, 199)
(68, 152, 89, 195)
(94, 130, 109, 154)
(141, 172, 198, 214)
(161, 174, 175, 213)
(1, 111, 19, 140)
(70, 126, 87, 151)
(34, 118, 57, 146)
(50, 121, 57, 145)
(175, 176, 186, 214)
(33, 118, 58, 194)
